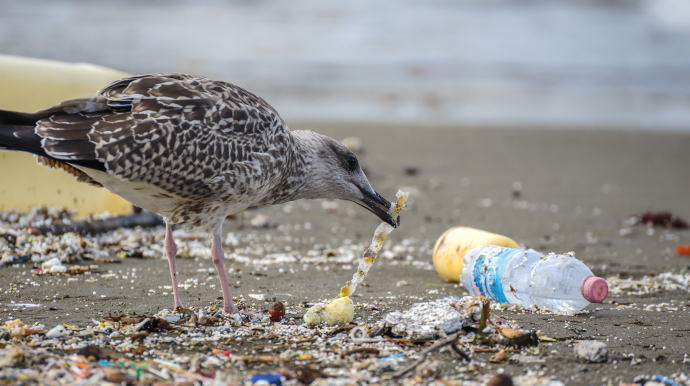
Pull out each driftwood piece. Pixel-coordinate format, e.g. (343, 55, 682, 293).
(390, 330, 470, 379)
(28, 211, 163, 236)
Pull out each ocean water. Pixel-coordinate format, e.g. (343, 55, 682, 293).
(1, 0, 689, 131)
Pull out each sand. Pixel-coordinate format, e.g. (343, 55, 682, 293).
(1, 125, 689, 384)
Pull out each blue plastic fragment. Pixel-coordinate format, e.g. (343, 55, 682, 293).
(652, 374, 679, 386)
(250, 373, 283, 385)
(98, 359, 110, 366)
(377, 352, 404, 362)
(0, 254, 31, 267)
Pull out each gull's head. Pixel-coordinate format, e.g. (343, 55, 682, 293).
(293, 130, 397, 227)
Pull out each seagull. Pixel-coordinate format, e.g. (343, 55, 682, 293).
(0, 73, 397, 315)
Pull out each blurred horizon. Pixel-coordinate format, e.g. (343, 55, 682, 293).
(2, 0, 690, 131)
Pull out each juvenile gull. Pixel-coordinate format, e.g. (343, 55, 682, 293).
(0, 73, 397, 315)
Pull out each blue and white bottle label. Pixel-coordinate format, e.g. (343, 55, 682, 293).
(468, 247, 521, 303)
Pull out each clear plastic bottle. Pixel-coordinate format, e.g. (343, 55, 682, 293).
(460, 246, 608, 315)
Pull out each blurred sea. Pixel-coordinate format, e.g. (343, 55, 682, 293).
(1, 0, 689, 131)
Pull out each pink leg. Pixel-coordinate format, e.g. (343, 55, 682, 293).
(211, 231, 239, 314)
(164, 222, 184, 310)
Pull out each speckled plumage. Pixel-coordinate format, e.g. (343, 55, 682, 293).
(33, 74, 312, 233)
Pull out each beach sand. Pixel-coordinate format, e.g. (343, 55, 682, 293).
(1, 125, 689, 384)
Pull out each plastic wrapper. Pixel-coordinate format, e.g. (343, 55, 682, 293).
(339, 189, 408, 297)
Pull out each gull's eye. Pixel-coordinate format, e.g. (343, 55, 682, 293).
(346, 155, 358, 172)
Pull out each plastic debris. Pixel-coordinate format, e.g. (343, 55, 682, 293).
(676, 245, 690, 256)
(339, 189, 408, 297)
(303, 296, 354, 327)
(45, 324, 68, 338)
(250, 373, 284, 385)
(386, 299, 465, 340)
(461, 246, 608, 315)
(432, 226, 519, 282)
(0, 298, 680, 385)
(385, 297, 482, 340)
(40, 258, 66, 274)
(1, 203, 687, 385)
(652, 374, 681, 386)
(574, 340, 608, 363)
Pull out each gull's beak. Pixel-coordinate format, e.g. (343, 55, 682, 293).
(354, 184, 399, 228)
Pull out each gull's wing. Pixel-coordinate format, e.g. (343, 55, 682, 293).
(34, 74, 292, 201)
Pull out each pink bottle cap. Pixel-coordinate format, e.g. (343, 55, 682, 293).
(580, 275, 608, 303)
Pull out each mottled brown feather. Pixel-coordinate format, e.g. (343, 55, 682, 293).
(36, 156, 102, 187)
(34, 74, 297, 205)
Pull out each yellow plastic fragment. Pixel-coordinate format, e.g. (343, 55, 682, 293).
(303, 296, 354, 327)
(2, 319, 25, 329)
(432, 227, 520, 282)
(339, 286, 350, 297)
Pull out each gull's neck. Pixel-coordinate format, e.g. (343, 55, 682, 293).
(286, 130, 320, 200)
(258, 129, 318, 205)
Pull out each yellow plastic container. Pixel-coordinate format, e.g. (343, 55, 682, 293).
(432, 227, 520, 282)
(0, 54, 132, 217)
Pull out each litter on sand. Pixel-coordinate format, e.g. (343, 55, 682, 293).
(303, 190, 407, 327)
(339, 189, 408, 298)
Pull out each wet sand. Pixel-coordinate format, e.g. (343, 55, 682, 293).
(1, 125, 689, 384)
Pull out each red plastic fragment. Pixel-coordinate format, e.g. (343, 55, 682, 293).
(676, 245, 690, 256)
(25, 227, 41, 236)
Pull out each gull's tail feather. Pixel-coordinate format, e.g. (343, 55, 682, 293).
(0, 109, 45, 155)
(0, 109, 104, 186)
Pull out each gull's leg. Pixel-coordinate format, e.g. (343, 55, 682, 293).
(164, 222, 184, 311)
(211, 230, 239, 314)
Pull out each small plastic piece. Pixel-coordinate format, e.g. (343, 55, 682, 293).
(340, 190, 408, 297)
(303, 297, 354, 327)
(676, 245, 690, 256)
(250, 373, 283, 385)
(45, 324, 68, 338)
